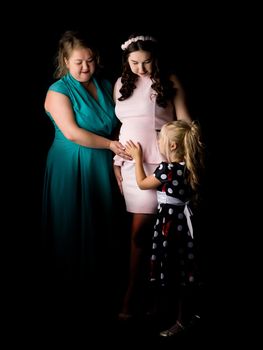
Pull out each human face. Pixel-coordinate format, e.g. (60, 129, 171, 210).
(65, 47, 96, 83)
(128, 50, 153, 77)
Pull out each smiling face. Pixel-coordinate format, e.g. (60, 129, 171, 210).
(127, 50, 153, 77)
(65, 47, 96, 83)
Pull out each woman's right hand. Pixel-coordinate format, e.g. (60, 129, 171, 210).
(113, 165, 123, 195)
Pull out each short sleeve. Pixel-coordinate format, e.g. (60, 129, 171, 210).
(154, 162, 170, 183)
(48, 80, 70, 97)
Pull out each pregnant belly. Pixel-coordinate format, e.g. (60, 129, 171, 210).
(119, 125, 163, 163)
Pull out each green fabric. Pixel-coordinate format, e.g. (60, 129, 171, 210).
(42, 73, 118, 280)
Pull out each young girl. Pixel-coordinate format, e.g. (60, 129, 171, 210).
(125, 120, 205, 337)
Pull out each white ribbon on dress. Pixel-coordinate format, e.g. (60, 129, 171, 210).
(157, 191, 193, 239)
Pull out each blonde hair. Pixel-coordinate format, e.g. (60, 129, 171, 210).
(160, 120, 205, 191)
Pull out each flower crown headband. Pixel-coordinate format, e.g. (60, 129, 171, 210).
(121, 35, 156, 51)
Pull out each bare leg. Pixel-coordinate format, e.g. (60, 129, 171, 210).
(119, 213, 153, 317)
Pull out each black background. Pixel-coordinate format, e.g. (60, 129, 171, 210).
(3, 4, 250, 346)
(17, 8, 226, 233)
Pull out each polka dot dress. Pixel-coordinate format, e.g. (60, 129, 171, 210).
(149, 162, 198, 288)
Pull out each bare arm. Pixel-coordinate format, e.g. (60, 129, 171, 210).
(170, 74, 192, 123)
(45, 90, 129, 157)
(113, 164, 123, 194)
(125, 141, 161, 190)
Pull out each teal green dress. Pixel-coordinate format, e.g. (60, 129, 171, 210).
(42, 73, 118, 281)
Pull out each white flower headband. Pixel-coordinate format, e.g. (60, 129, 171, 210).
(121, 35, 156, 51)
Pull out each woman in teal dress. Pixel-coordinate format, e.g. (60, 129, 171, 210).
(42, 31, 130, 284)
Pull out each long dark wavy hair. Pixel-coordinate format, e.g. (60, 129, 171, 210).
(118, 33, 176, 108)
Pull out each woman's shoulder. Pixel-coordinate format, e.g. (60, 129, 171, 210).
(48, 77, 69, 94)
(113, 77, 122, 101)
(168, 73, 183, 89)
(114, 76, 122, 87)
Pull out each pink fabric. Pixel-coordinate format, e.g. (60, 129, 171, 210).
(114, 76, 175, 213)
(121, 162, 158, 213)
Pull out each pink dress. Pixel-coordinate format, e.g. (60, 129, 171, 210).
(114, 76, 175, 213)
